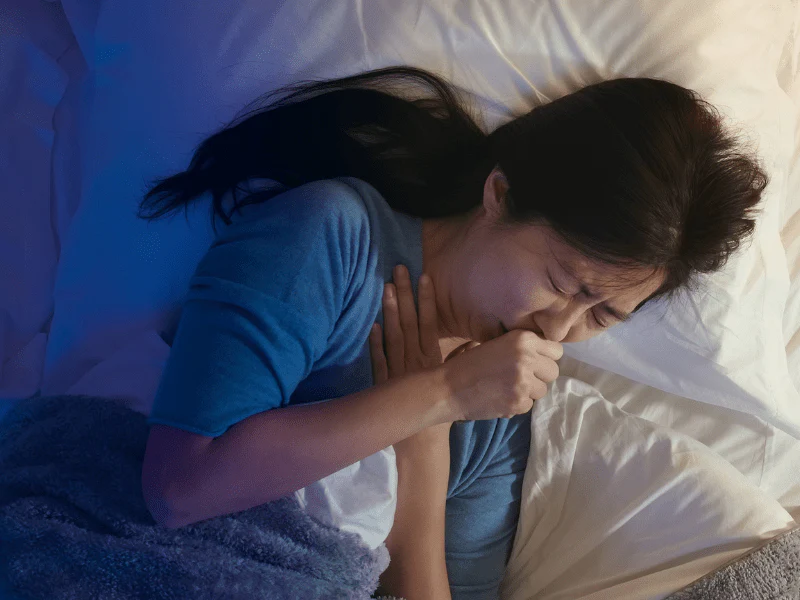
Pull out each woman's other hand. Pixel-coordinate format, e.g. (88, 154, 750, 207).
(370, 264, 453, 446)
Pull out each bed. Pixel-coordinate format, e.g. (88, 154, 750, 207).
(2, 0, 800, 598)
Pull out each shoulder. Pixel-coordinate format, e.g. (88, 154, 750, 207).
(236, 178, 369, 223)
(204, 180, 378, 284)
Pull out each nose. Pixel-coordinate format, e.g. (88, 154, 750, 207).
(537, 318, 570, 343)
(536, 301, 584, 342)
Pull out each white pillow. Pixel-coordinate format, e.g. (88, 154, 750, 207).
(557, 354, 800, 520)
(45, 1, 799, 439)
(501, 376, 798, 600)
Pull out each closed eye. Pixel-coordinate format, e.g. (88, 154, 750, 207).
(549, 269, 620, 329)
(592, 311, 610, 328)
(547, 272, 567, 295)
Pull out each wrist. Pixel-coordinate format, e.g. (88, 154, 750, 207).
(419, 366, 463, 424)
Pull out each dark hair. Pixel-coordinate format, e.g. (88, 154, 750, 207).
(139, 65, 767, 308)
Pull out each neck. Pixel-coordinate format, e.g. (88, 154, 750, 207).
(421, 214, 475, 344)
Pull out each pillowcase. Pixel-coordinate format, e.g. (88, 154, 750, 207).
(44, 1, 800, 439)
(501, 376, 798, 600)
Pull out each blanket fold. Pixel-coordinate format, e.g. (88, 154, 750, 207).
(0, 394, 399, 600)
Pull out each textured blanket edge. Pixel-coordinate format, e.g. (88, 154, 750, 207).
(665, 526, 800, 600)
(0, 394, 398, 600)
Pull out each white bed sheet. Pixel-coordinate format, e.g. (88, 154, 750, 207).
(0, 0, 86, 420)
(784, 166, 800, 393)
(0, 0, 67, 403)
(776, 1, 800, 394)
(780, 69, 800, 393)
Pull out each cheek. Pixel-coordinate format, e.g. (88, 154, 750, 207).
(507, 279, 550, 316)
(564, 327, 593, 343)
(565, 321, 608, 343)
(467, 257, 506, 311)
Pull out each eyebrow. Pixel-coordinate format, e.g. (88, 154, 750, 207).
(558, 265, 633, 323)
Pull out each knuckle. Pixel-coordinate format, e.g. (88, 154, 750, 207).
(513, 376, 529, 400)
(514, 369, 527, 390)
(515, 330, 536, 352)
(544, 361, 559, 382)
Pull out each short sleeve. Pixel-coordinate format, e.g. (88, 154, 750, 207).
(147, 180, 372, 438)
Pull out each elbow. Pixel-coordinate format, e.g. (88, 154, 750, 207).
(142, 472, 188, 529)
(141, 424, 210, 529)
(141, 451, 196, 529)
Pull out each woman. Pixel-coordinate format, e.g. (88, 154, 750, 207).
(138, 66, 766, 599)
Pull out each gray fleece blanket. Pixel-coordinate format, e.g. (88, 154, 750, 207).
(1, 394, 798, 600)
(665, 525, 800, 600)
(0, 394, 403, 600)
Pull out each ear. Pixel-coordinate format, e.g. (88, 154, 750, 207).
(482, 167, 509, 221)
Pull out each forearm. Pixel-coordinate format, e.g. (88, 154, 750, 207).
(378, 439, 452, 600)
(166, 370, 455, 528)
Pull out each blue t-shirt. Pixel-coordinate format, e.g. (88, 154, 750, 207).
(147, 177, 424, 438)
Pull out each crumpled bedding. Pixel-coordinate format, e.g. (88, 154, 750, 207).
(0, 394, 389, 600)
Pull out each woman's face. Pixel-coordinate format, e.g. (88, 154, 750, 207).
(448, 169, 666, 344)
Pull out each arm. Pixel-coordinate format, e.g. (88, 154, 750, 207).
(141, 186, 459, 529)
(376, 426, 452, 600)
(143, 369, 457, 529)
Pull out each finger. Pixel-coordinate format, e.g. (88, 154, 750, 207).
(417, 274, 440, 358)
(383, 283, 405, 378)
(369, 324, 389, 384)
(535, 338, 564, 361)
(393, 265, 421, 360)
(530, 379, 549, 401)
(532, 358, 560, 384)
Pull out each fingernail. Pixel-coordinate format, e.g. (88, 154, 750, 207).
(371, 323, 379, 334)
(385, 284, 394, 299)
(395, 264, 407, 278)
(420, 274, 430, 287)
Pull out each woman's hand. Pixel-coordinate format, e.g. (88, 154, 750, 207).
(370, 264, 453, 447)
(441, 331, 563, 422)
(371, 263, 562, 425)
